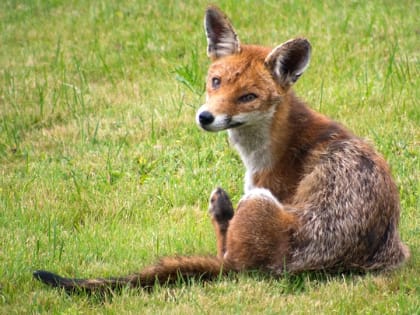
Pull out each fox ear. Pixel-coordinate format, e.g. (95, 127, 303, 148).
(205, 6, 240, 59)
(265, 38, 311, 88)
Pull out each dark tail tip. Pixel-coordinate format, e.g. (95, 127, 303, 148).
(33, 270, 64, 288)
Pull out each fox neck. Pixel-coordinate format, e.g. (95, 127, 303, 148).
(228, 97, 291, 193)
(228, 121, 273, 192)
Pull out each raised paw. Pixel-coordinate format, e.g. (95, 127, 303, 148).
(209, 187, 234, 224)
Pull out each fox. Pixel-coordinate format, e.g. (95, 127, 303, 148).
(33, 6, 409, 293)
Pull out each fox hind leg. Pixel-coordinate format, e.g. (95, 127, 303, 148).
(208, 187, 234, 258)
(224, 188, 298, 271)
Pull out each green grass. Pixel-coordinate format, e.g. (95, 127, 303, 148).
(0, 0, 418, 313)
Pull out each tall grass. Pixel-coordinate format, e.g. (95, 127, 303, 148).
(0, 0, 418, 313)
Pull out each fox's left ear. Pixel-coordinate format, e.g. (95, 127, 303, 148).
(265, 38, 311, 88)
(205, 6, 240, 59)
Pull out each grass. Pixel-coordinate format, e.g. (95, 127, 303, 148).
(0, 0, 418, 313)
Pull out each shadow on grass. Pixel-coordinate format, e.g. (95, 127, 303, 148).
(243, 268, 370, 295)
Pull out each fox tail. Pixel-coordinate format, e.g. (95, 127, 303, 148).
(33, 256, 230, 293)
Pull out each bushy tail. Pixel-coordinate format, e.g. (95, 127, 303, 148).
(33, 256, 230, 293)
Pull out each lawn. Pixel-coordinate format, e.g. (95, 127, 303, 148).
(0, 0, 419, 313)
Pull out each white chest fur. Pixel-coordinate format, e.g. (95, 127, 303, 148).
(228, 120, 273, 193)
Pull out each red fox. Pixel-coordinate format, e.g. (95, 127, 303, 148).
(33, 6, 409, 293)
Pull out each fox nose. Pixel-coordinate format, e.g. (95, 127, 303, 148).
(198, 111, 215, 125)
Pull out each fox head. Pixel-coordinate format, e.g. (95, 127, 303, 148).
(196, 6, 311, 132)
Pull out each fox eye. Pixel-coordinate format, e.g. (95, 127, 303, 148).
(238, 93, 258, 103)
(212, 77, 221, 89)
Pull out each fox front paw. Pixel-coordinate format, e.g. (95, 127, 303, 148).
(209, 187, 234, 224)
